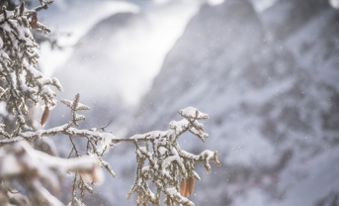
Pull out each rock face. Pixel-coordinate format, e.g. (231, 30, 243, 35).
(261, 0, 329, 40)
(261, 0, 339, 89)
(130, 0, 339, 205)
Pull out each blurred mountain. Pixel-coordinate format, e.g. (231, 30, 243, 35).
(49, 0, 339, 205)
(127, 0, 339, 205)
(262, 0, 339, 90)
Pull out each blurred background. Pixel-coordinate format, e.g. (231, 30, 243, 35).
(37, 0, 339, 205)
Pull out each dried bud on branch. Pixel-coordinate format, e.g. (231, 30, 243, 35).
(40, 106, 50, 126)
(180, 176, 196, 197)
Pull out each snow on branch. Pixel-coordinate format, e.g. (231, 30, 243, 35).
(0, 92, 114, 205)
(0, 141, 102, 206)
(128, 106, 221, 206)
(0, 0, 60, 133)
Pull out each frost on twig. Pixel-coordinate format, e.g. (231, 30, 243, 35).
(0, 0, 60, 132)
(128, 107, 221, 206)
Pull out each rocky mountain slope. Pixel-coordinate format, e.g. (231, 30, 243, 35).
(263, 0, 339, 91)
(48, 0, 339, 205)
(129, 0, 339, 205)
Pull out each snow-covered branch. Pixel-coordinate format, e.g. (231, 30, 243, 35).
(0, 0, 60, 133)
(0, 141, 102, 206)
(128, 107, 221, 206)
